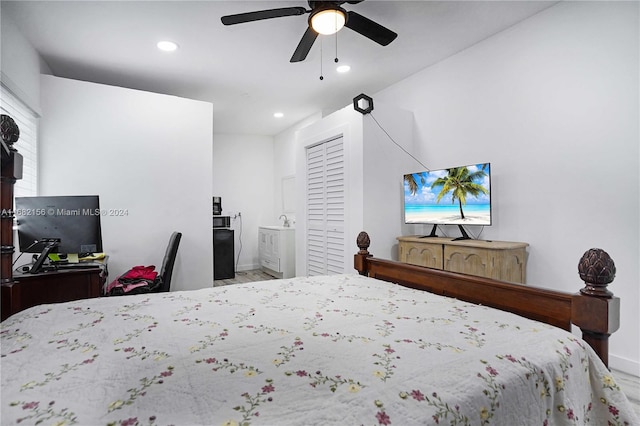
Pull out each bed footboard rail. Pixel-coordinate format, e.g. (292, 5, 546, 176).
(354, 232, 620, 367)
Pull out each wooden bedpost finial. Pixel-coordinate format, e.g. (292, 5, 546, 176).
(356, 231, 370, 255)
(578, 248, 615, 297)
(354, 232, 372, 276)
(573, 248, 619, 367)
(1, 114, 20, 146)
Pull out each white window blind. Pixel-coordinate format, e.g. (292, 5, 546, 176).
(306, 136, 345, 276)
(1, 85, 38, 197)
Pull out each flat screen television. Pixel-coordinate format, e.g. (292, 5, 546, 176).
(403, 163, 491, 240)
(15, 195, 103, 272)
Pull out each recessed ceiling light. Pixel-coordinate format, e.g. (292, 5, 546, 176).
(337, 64, 351, 73)
(273, 112, 284, 118)
(157, 41, 178, 52)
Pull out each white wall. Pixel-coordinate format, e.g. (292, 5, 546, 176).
(0, 10, 49, 113)
(273, 112, 322, 229)
(361, 104, 414, 260)
(39, 75, 213, 291)
(373, 1, 639, 375)
(213, 134, 274, 272)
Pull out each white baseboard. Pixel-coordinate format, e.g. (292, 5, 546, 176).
(610, 354, 640, 377)
(235, 263, 260, 273)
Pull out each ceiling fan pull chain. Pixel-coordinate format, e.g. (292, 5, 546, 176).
(334, 13, 339, 63)
(319, 37, 324, 81)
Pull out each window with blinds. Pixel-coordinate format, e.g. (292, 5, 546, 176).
(1, 85, 38, 198)
(306, 136, 345, 276)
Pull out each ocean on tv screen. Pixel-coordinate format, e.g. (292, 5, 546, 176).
(404, 204, 491, 225)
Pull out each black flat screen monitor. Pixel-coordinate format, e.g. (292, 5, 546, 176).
(15, 195, 103, 256)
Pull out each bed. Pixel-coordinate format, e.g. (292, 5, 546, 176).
(1, 232, 637, 426)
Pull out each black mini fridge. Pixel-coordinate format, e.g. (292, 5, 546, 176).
(213, 228, 234, 280)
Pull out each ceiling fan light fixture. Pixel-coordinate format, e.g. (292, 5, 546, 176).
(310, 8, 346, 35)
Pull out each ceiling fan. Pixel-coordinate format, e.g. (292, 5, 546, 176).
(221, 1, 398, 63)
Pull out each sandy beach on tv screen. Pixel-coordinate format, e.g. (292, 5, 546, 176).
(407, 212, 491, 225)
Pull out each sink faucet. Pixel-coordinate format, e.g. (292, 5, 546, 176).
(279, 214, 290, 227)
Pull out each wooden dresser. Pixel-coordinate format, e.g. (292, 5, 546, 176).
(1, 266, 106, 321)
(397, 236, 529, 284)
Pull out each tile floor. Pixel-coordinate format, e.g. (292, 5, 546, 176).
(612, 369, 640, 418)
(213, 269, 275, 287)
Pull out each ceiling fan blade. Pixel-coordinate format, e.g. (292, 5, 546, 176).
(344, 11, 397, 46)
(290, 27, 318, 62)
(221, 7, 307, 25)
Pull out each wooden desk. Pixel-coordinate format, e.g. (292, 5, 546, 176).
(1, 267, 104, 321)
(397, 236, 529, 284)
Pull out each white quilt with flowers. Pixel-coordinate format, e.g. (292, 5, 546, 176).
(2, 274, 637, 426)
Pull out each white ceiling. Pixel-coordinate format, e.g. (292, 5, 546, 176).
(3, 1, 555, 135)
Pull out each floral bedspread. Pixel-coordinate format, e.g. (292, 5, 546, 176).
(2, 274, 637, 426)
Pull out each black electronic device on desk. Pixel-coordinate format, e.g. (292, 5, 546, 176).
(15, 195, 103, 274)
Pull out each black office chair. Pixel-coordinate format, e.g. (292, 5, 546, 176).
(155, 231, 182, 292)
(106, 231, 181, 296)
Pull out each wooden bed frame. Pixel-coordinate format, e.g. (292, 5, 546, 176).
(354, 231, 620, 367)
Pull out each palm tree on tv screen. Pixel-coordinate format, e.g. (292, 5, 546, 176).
(404, 173, 422, 196)
(431, 165, 488, 219)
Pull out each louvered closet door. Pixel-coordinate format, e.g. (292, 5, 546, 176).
(306, 136, 345, 276)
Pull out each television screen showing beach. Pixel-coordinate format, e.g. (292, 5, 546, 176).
(404, 163, 491, 225)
